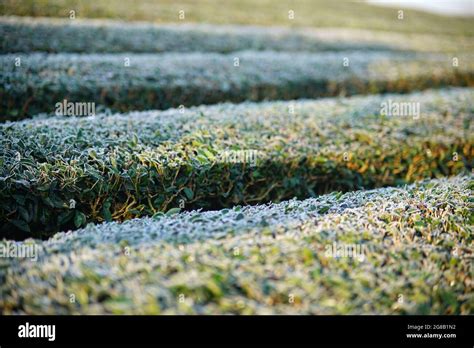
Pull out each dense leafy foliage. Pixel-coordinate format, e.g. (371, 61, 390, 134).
(1, 175, 471, 314)
(2, 0, 474, 36)
(1, 88, 472, 239)
(1, 51, 473, 120)
(0, 17, 405, 54)
(3, 17, 472, 54)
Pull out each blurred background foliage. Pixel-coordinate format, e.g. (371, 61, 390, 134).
(1, 0, 473, 35)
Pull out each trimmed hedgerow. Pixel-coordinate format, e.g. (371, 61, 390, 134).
(1, 0, 473, 36)
(0, 175, 472, 314)
(0, 88, 472, 239)
(1, 51, 473, 120)
(3, 17, 472, 54)
(0, 17, 404, 54)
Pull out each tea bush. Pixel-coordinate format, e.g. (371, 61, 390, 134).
(3, 17, 472, 54)
(1, 88, 472, 239)
(1, 51, 473, 120)
(0, 17, 404, 54)
(1, 175, 471, 314)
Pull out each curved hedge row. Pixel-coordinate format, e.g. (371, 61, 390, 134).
(1, 51, 473, 121)
(1, 88, 472, 239)
(1, 175, 472, 314)
(3, 17, 471, 54)
(1, 0, 473, 36)
(0, 17, 405, 54)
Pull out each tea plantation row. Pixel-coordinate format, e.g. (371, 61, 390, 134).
(1, 175, 471, 314)
(2, 17, 472, 54)
(1, 51, 473, 120)
(1, 88, 472, 239)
